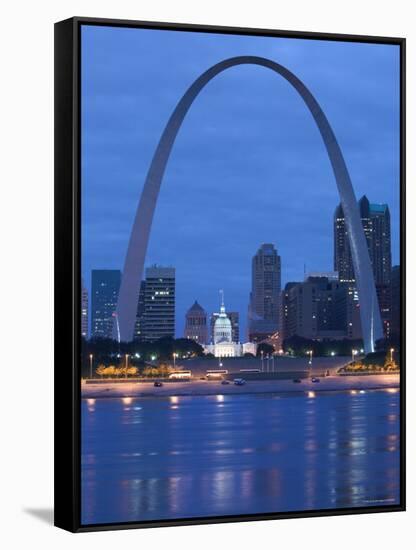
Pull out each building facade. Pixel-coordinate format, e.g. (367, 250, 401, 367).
(135, 266, 175, 342)
(133, 280, 146, 341)
(281, 275, 352, 341)
(91, 270, 121, 339)
(248, 243, 281, 340)
(184, 301, 208, 344)
(81, 279, 88, 339)
(334, 195, 392, 337)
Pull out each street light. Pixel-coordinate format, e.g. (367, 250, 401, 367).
(125, 354, 129, 378)
(351, 349, 358, 363)
(173, 352, 178, 369)
(390, 348, 395, 363)
(261, 350, 264, 373)
(308, 350, 313, 366)
(89, 354, 93, 379)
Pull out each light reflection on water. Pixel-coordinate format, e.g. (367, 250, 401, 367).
(81, 390, 400, 525)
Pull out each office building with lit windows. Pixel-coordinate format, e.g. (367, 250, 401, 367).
(248, 243, 281, 340)
(81, 279, 89, 338)
(91, 269, 121, 339)
(281, 275, 354, 341)
(137, 266, 175, 342)
(184, 300, 208, 344)
(334, 195, 392, 337)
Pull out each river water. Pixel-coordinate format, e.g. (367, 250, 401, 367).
(81, 389, 400, 525)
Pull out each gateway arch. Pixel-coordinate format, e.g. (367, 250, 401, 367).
(114, 55, 382, 353)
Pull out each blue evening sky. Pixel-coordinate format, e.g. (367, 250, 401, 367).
(81, 25, 400, 338)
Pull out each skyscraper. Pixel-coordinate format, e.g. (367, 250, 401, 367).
(248, 243, 281, 340)
(334, 196, 391, 285)
(281, 275, 350, 341)
(81, 279, 88, 339)
(334, 196, 392, 336)
(138, 266, 175, 342)
(91, 270, 121, 339)
(133, 280, 146, 342)
(184, 301, 208, 344)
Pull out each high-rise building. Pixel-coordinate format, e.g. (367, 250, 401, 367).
(138, 266, 175, 342)
(248, 243, 281, 340)
(133, 280, 146, 342)
(281, 276, 352, 341)
(334, 196, 392, 285)
(390, 265, 401, 337)
(210, 310, 240, 343)
(184, 301, 208, 344)
(334, 195, 392, 337)
(81, 279, 88, 339)
(91, 270, 121, 339)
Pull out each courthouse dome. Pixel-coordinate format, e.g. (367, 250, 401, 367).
(213, 292, 232, 344)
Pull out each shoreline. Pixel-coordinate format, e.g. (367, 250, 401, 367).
(81, 373, 400, 399)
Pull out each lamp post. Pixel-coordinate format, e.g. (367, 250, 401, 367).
(89, 354, 93, 379)
(306, 350, 312, 377)
(261, 350, 264, 373)
(173, 352, 177, 369)
(390, 348, 395, 363)
(125, 354, 129, 378)
(351, 349, 357, 363)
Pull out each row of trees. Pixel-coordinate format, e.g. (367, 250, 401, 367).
(81, 336, 205, 377)
(94, 363, 177, 379)
(96, 365, 139, 378)
(282, 335, 365, 357)
(282, 334, 400, 358)
(340, 349, 400, 372)
(82, 335, 204, 360)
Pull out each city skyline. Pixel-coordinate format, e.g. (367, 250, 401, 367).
(82, 26, 400, 341)
(84, 196, 397, 341)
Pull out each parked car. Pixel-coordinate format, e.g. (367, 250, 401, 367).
(234, 378, 246, 386)
(154, 381, 163, 387)
(221, 379, 230, 385)
(311, 377, 320, 383)
(293, 378, 302, 383)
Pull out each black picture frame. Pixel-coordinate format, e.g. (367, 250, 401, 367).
(54, 16, 406, 533)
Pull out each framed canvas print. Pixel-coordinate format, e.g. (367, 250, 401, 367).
(54, 16, 406, 532)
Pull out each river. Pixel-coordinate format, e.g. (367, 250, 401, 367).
(81, 389, 400, 525)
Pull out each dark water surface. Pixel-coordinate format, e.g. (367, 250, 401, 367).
(81, 390, 400, 525)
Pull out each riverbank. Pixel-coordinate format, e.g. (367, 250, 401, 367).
(81, 373, 400, 399)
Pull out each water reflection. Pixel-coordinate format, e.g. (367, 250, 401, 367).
(82, 390, 400, 525)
